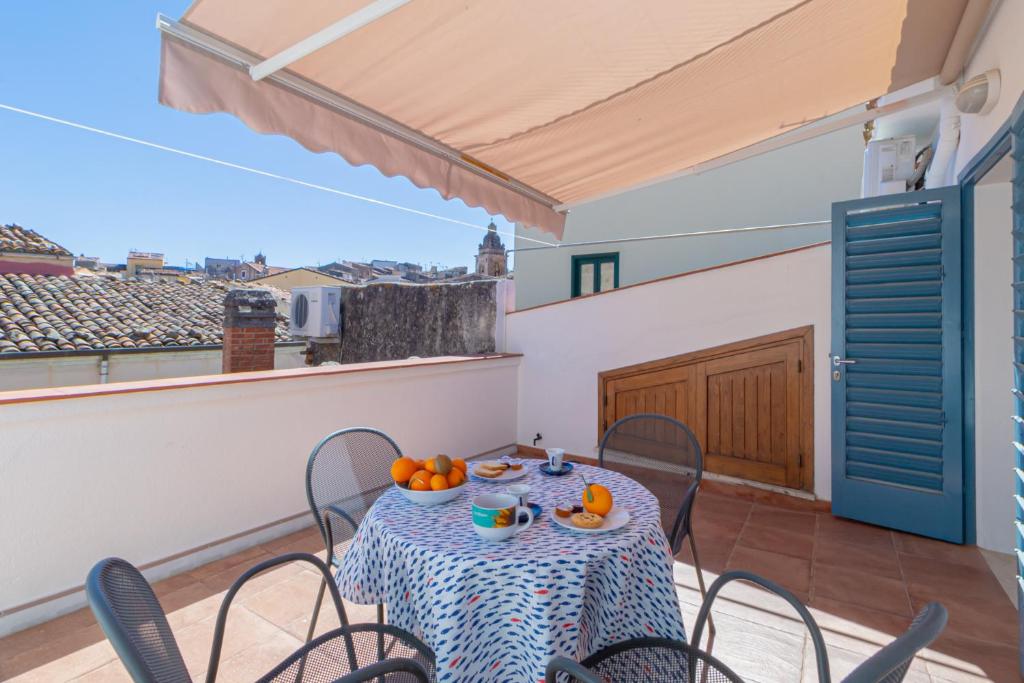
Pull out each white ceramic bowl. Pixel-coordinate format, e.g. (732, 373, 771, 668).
(395, 482, 466, 505)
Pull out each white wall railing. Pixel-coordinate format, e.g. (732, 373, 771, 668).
(0, 354, 519, 636)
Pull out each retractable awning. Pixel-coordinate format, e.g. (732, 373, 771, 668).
(158, 0, 979, 238)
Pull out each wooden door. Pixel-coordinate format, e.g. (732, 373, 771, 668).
(599, 327, 812, 490)
(703, 342, 802, 488)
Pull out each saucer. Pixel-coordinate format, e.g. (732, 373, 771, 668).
(539, 462, 574, 476)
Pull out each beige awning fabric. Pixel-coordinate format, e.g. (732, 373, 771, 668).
(159, 0, 971, 237)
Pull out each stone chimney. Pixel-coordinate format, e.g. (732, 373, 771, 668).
(222, 289, 277, 373)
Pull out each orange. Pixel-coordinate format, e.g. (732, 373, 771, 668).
(446, 468, 465, 487)
(582, 484, 613, 516)
(430, 474, 450, 491)
(452, 458, 467, 474)
(391, 457, 419, 484)
(424, 458, 437, 474)
(409, 470, 432, 491)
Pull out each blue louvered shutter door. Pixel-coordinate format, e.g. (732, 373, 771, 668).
(1009, 115, 1024, 666)
(831, 187, 963, 542)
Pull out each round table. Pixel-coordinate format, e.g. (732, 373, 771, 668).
(337, 460, 687, 682)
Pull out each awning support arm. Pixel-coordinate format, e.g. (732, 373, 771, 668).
(249, 0, 412, 81)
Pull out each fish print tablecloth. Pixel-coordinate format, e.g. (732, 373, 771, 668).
(337, 461, 687, 682)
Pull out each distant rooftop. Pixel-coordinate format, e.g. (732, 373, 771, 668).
(0, 273, 290, 354)
(128, 251, 164, 260)
(0, 224, 72, 257)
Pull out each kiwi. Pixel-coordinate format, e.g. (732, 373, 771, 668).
(433, 454, 453, 475)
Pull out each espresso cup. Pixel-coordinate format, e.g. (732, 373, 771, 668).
(472, 493, 533, 541)
(507, 484, 530, 508)
(545, 447, 565, 471)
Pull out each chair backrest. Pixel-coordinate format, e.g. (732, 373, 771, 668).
(86, 558, 191, 683)
(546, 637, 743, 683)
(842, 603, 947, 683)
(693, 570, 831, 682)
(306, 428, 402, 563)
(599, 413, 703, 553)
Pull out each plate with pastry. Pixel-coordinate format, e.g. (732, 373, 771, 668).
(469, 459, 529, 482)
(549, 506, 630, 534)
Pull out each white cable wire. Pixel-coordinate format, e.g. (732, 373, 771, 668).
(0, 102, 556, 247)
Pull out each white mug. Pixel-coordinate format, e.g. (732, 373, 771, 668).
(472, 493, 533, 541)
(545, 447, 565, 471)
(507, 483, 530, 508)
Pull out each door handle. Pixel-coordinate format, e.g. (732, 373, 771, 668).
(831, 355, 857, 367)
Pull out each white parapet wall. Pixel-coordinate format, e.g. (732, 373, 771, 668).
(0, 354, 519, 636)
(506, 243, 832, 497)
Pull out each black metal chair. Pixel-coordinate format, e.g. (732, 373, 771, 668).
(842, 602, 947, 683)
(599, 413, 712, 631)
(86, 552, 435, 683)
(692, 571, 947, 683)
(545, 637, 743, 683)
(305, 428, 402, 641)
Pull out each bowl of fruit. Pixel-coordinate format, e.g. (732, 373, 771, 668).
(391, 454, 468, 505)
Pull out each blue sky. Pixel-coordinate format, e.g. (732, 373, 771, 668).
(0, 3, 510, 269)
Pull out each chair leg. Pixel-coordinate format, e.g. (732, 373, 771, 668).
(689, 533, 716, 639)
(376, 603, 386, 668)
(306, 576, 327, 643)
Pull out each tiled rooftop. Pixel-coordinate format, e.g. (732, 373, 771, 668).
(0, 273, 291, 353)
(0, 479, 1016, 682)
(0, 224, 72, 257)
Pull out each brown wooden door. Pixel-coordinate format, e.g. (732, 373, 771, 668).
(702, 342, 802, 488)
(599, 327, 812, 490)
(605, 364, 698, 430)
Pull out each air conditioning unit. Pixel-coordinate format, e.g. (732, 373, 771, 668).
(289, 286, 342, 338)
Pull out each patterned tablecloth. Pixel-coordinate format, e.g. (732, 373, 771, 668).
(337, 460, 687, 682)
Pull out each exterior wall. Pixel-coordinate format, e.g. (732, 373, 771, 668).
(506, 244, 832, 498)
(0, 346, 306, 392)
(973, 181, 1014, 552)
(252, 269, 351, 291)
(954, 0, 1024, 177)
(339, 280, 498, 363)
(513, 126, 864, 309)
(0, 254, 74, 276)
(955, 2, 1024, 552)
(126, 256, 163, 276)
(0, 355, 520, 635)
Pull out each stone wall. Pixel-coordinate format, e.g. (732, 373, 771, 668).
(338, 280, 497, 363)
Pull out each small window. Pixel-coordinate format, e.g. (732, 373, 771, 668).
(571, 253, 619, 298)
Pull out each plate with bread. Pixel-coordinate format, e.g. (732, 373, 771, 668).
(469, 459, 529, 482)
(549, 505, 630, 534)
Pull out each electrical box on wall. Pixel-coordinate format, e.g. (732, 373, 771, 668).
(289, 286, 342, 338)
(862, 135, 916, 197)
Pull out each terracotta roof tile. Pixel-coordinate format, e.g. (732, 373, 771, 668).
(0, 274, 291, 354)
(0, 224, 72, 257)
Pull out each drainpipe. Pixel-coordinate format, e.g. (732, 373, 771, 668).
(925, 109, 961, 189)
(99, 353, 110, 384)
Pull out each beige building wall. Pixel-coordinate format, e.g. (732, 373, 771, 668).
(126, 255, 164, 275)
(251, 268, 351, 291)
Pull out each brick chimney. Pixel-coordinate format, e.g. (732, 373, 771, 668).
(222, 289, 277, 373)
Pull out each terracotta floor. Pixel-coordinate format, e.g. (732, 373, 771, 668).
(0, 489, 1018, 682)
